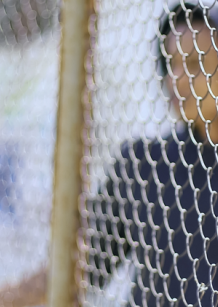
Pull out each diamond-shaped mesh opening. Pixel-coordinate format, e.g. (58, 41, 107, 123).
(79, 1, 218, 306)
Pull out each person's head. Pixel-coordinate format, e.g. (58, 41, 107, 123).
(160, 3, 218, 142)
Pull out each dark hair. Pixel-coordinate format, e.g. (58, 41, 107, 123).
(159, 3, 212, 76)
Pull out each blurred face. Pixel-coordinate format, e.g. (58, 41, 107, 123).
(165, 22, 218, 142)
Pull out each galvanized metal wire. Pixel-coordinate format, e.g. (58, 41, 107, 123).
(79, 0, 218, 306)
(0, 0, 59, 45)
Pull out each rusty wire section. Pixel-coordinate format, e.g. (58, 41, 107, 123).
(79, 0, 218, 306)
(0, 0, 60, 299)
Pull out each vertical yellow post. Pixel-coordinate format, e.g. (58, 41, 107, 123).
(48, 0, 88, 306)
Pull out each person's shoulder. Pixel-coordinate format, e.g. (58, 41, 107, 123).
(120, 137, 161, 162)
(120, 128, 189, 164)
(120, 139, 145, 160)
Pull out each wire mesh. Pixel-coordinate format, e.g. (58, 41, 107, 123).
(79, 0, 218, 306)
(0, 0, 60, 305)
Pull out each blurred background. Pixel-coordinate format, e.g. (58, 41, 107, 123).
(0, 0, 216, 304)
(0, 0, 60, 288)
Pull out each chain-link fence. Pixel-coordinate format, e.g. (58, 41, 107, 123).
(79, 1, 218, 306)
(0, 0, 60, 305)
(1, 0, 218, 306)
(0, 0, 59, 44)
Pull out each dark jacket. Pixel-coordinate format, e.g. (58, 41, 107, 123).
(87, 129, 218, 306)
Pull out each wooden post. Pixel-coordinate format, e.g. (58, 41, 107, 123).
(48, 0, 88, 306)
